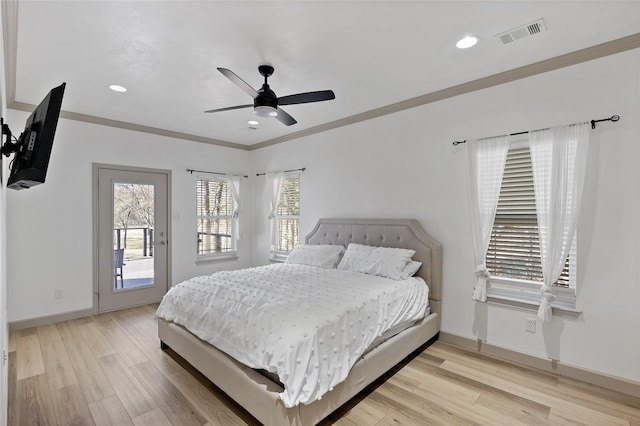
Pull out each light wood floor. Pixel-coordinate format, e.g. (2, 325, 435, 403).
(9, 304, 640, 425)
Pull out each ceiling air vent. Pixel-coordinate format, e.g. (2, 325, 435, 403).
(496, 18, 546, 45)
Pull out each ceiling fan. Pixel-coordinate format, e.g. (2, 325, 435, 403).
(204, 65, 335, 126)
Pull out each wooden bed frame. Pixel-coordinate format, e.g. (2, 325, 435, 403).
(158, 218, 443, 425)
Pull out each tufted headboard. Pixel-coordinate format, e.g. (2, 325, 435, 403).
(305, 218, 443, 316)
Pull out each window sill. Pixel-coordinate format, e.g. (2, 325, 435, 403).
(486, 277, 581, 315)
(196, 253, 238, 264)
(270, 252, 289, 263)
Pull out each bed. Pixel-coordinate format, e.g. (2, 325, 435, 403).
(157, 218, 442, 425)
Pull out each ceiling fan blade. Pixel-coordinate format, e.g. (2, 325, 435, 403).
(204, 104, 252, 113)
(275, 108, 297, 126)
(277, 90, 335, 106)
(217, 68, 259, 99)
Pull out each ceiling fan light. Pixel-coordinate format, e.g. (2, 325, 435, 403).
(254, 105, 278, 117)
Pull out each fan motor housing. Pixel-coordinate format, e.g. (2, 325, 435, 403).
(254, 85, 277, 109)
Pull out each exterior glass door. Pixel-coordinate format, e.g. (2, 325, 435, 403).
(96, 166, 169, 312)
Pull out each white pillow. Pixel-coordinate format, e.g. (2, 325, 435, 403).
(337, 243, 415, 280)
(285, 244, 345, 269)
(400, 260, 422, 280)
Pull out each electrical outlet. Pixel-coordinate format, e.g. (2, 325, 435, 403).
(55, 289, 62, 299)
(525, 317, 536, 333)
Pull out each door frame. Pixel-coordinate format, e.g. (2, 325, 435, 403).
(92, 163, 172, 313)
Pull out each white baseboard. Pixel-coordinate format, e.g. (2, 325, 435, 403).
(8, 308, 94, 331)
(439, 331, 640, 398)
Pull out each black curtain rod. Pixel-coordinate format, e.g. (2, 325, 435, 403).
(256, 167, 306, 177)
(452, 115, 620, 146)
(186, 168, 248, 178)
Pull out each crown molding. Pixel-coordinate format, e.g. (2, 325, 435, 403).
(250, 32, 640, 150)
(8, 100, 251, 150)
(3, 5, 638, 153)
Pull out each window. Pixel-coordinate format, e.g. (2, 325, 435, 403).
(272, 175, 300, 258)
(487, 144, 576, 304)
(196, 177, 236, 259)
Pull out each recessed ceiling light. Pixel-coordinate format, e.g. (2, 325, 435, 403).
(248, 120, 259, 126)
(456, 35, 479, 49)
(109, 84, 127, 92)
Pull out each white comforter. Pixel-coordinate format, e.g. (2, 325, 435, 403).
(156, 263, 429, 407)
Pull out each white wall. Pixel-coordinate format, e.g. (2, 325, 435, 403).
(249, 49, 640, 383)
(5, 45, 639, 386)
(5, 116, 252, 322)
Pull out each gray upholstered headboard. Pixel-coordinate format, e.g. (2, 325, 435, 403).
(305, 219, 443, 316)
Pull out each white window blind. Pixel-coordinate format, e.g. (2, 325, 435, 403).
(487, 146, 570, 286)
(275, 175, 300, 254)
(196, 178, 236, 257)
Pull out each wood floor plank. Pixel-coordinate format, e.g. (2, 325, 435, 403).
(7, 352, 17, 426)
(98, 353, 158, 419)
(168, 370, 256, 425)
(56, 319, 116, 404)
(132, 408, 172, 426)
(441, 359, 631, 426)
(8, 303, 640, 426)
(382, 367, 423, 394)
(50, 383, 96, 426)
(77, 320, 117, 359)
(16, 332, 45, 380)
(416, 376, 540, 426)
(109, 308, 150, 336)
(375, 415, 410, 425)
(555, 376, 640, 423)
(37, 323, 79, 389)
(91, 311, 118, 327)
(436, 341, 560, 386)
(129, 331, 184, 377)
(428, 341, 501, 375)
(322, 399, 387, 426)
(94, 316, 148, 367)
(88, 395, 135, 426)
(128, 305, 159, 335)
(402, 358, 551, 423)
(15, 374, 56, 425)
(385, 363, 528, 426)
(396, 364, 480, 403)
(8, 329, 16, 352)
(16, 327, 38, 337)
(415, 350, 446, 366)
(130, 360, 208, 426)
(368, 382, 466, 426)
(494, 358, 560, 388)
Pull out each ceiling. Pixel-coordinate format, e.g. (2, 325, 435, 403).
(5, 1, 640, 149)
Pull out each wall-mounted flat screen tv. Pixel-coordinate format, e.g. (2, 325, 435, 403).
(6, 82, 66, 190)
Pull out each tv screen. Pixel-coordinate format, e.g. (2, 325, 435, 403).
(6, 82, 66, 190)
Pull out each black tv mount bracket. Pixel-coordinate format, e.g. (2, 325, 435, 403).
(0, 117, 19, 157)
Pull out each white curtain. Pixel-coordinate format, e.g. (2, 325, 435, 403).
(266, 172, 285, 252)
(529, 123, 589, 322)
(227, 175, 242, 240)
(465, 136, 510, 302)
